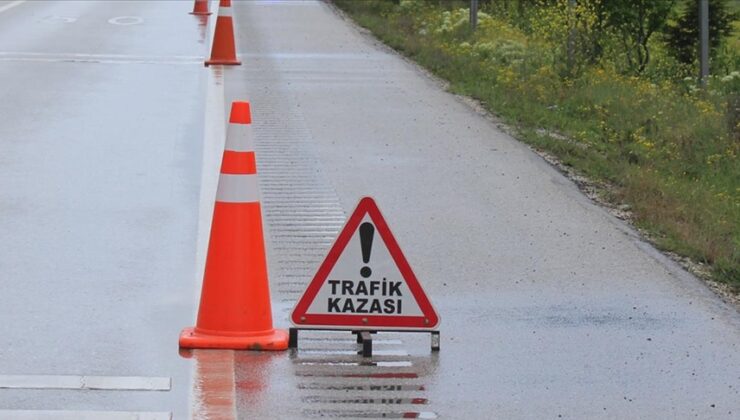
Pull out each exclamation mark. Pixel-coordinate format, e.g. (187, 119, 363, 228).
(359, 222, 374, 278)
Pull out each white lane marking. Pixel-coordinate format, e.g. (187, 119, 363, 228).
(0, 52, 202, 60)
(0, 0, 25, 14)
(194, 59, 224, 294)
(184, 16, 235, 417)
(0, 52, 202, 65)
(0, 375, 171, 391)
(0, 57, 199, 65)
(41, 15, 76, 23)
(0, 411, 171, 420)
(107, 16, 143, 26)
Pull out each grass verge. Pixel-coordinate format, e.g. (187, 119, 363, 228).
(333, 0, 739, 291)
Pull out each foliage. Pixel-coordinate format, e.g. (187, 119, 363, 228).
(334, 0, 740, 289)
(602, 0, 676, 74)
(523, 0, 676, 75)
(664, 0, 738, 68)
(526, 0, 610, 76)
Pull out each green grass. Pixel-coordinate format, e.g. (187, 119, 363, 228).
(334, 0, 739, 289)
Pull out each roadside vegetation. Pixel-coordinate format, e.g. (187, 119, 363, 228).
(334, 0, 739, 289)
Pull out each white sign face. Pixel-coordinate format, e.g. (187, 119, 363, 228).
(291, 197, 439, 330)
(305, 215, 423, 317)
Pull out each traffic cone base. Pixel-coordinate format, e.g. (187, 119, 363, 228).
(179, 327, 288, 350)
(190, 0, 211, 15)
(205, 58, 241, 66)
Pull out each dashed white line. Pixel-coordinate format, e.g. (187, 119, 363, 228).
(0, 375, 171, 391)
(0, 0, 25, 14)
(0, 411, 171, 420)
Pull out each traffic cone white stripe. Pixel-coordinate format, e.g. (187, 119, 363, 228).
(216, 174, 260, 203)
(225, 123, 255, 152)
(218, 7, 232, 17)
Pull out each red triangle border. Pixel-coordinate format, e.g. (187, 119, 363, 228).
(290, 197, 440, 330)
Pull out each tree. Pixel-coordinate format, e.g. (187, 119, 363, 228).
(602, 0, 676, 74)
(664, 0, 738, 66)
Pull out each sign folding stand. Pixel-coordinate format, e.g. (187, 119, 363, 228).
(288, 328, 440, 357)
(289, 197, 440, 357)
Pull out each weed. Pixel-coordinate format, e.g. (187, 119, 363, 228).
(335, 0, 739, 289)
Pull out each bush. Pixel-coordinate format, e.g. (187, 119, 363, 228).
(334, 0, 740, 289)
(664, 0, 738, 67)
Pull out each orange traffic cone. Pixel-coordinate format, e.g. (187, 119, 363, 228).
(190, 0, 211, 15)
(179, 101, 287, 350)
(205, 0, 241, 66)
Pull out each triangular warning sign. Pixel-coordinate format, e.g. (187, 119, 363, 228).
(291, 197, 439, 330)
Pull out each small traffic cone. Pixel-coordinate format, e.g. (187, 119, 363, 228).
(190, 0, 211, 16)
(205, 0, 241, 66)
(180, 101, 287, 350)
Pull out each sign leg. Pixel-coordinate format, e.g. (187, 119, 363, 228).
(360, 331, 373, 357)
(289, 328, 298, 348)
(431, 331, 440, 352)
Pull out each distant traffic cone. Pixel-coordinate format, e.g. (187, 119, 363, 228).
(190, 0, 211, 16)
(205, 0, 241, 66)
(180, 101, 287, 350)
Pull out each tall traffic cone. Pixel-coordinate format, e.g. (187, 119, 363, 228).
(190, 0, 211, 16)
(180, 101, 287, 350)
(205, 0, 241, 66)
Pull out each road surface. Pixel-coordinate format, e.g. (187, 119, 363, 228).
(0, 1, 738, 419)
(0, 0, 205, 418)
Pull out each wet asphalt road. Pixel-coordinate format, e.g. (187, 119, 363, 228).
(224, 1, 740, 419)
(0, 1, 205, 417)
(1, 1, 739, 419)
